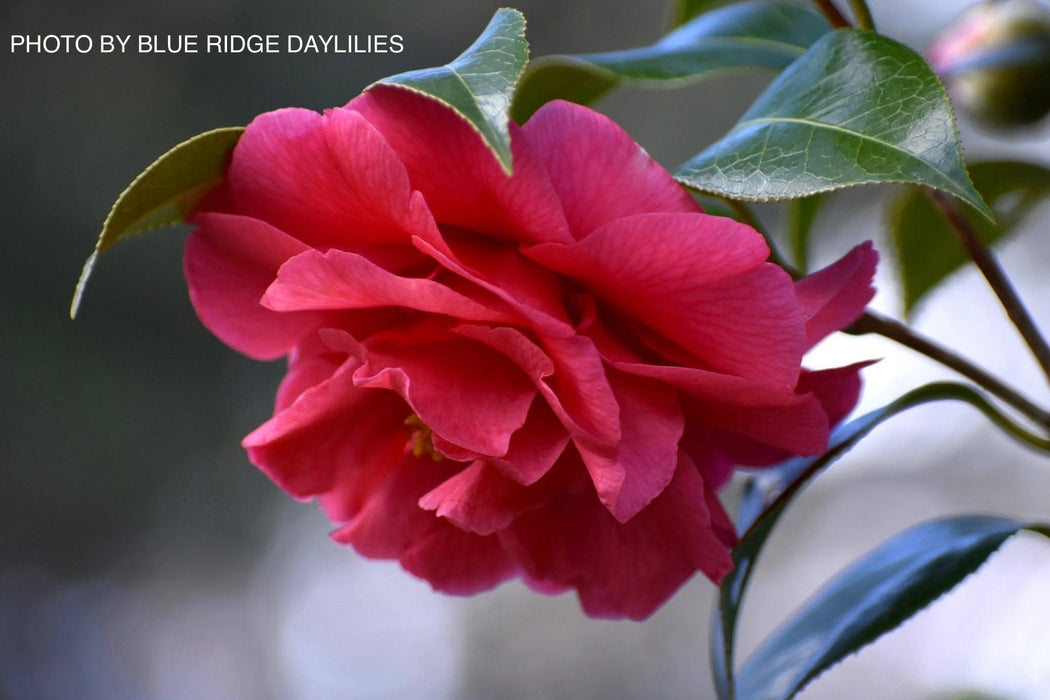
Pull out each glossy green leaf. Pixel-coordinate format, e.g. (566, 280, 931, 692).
(712, 381, 1050, 700)
(676, 30, 993, 219)
(374, 8, 527, 173)
(890, 160, 1050, 318)
(70, 126, 244, 318)
(736, 517, 1050, 700)
(511, 2, 830, 123)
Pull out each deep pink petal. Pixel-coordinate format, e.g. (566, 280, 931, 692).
(262, 248, 515, 324)
(334, 454, 519, 596)
(522, 100, 701, 239)
(794, 241, 878, 349)
(412, 231, 574, 338)
(349, 86, 573, 244)
(593, 371, 684, 523)
(502, 452, 733, 620)
(400, 523, 518, 595)
(418, 459, 557, 536)
(798, 361, 871, 427)
(353, 330, 536, 457)
(184, 213, 328, 360)
(243, 356, 410, 501)
(229, 106, 432, 249)
(528, 213, 805, 386)
(331, 452, 448, 558)
(684, 392, 829, 456)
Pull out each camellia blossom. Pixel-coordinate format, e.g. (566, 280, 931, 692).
(184, 86, 877, 620)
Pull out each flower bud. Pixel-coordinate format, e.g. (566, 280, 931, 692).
(929, 0, 1050, 127)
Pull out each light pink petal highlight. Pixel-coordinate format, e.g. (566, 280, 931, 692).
(184, 213, 326, 360)
(522, 100, 701, 239)
(229, 106, 430, 249)
(794, 241, 878, 349)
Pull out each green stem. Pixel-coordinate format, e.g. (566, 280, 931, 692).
(812, 0, 851, 28)
(929, 189, 1050, 386)
(847, 0, 876, 30)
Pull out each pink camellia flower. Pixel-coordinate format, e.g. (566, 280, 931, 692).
(184, 86, 877, 620)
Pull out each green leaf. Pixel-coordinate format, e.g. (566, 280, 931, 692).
(890, 160, 1050, 318)
(785, 193, 826, 272)
(676, 30, 993, 219)
(373, 7, 527, 174)
(70, 126, 244, 318)
(511, 2, 830, 123)
(736, 517, 1050, 700)
(712, 381, 1050, 700)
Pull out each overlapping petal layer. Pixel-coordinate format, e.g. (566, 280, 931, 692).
(185, 89, 877, 619)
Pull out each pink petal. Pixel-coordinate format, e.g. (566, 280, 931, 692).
(331, 452, 448, 558)
(334, 453, 520, 597)
(184, 213, 327, 360)
(418, 459, 559, 536)
(502, 452, 733, 620)
(522, 100, 701, 239)
(590, 371, 684, 523)
(412, 230, 574, 338)
(486, 400, 570, 485)
(400, 524, 518, 595)
(683, 392, 830, 456)
(349, 86, 573, 245)
(262, 248, 515, 324)
(353, 329, 536, 457)
(243, 356, 410, 501)
(527, 213, 806, 386)
(798, 361, 871, 427)
(453, 325, 622, 459)
(794, 241, 878, 349)
(229, 106, 431, 249)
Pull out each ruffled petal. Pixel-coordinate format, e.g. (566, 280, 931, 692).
(229, 106, 431, 249)
(242, 356, 410, 501)
(522, 100, 701, 239)
(527, 213, 805, 386)
(502, 452, 733, 620)
(418, 459, 558, 536)
(400, 523, 518, 595)
(352, 328, 536, 457)
(583, 371, 684, 523)
(184, 213, 327, 360)
(794, 241, 878, 349)
(262, 247, 515, 324)
(349, 86, 573, 245)
(334, 454, 519, 596)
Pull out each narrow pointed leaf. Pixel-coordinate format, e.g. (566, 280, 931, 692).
(676, 30, 992, 219)
(374, 8, 527, 173)
(70, 126, 244, 318)
(890, 160, 1050, 318)
(712, 382, 1050, 698)
(512, 2, 830, 122)
(736, 517, 1050, 700)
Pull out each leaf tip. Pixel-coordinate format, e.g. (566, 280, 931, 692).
(69, 249, 99, 319)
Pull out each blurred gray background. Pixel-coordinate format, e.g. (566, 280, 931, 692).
(3, 0, 1050, 698)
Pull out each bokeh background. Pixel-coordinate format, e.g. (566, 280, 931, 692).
(3, 0, 1050, 698)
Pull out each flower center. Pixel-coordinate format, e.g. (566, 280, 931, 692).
(404, 414, 443, 461)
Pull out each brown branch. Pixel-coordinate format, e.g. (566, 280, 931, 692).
(929, 189, 1050, 386)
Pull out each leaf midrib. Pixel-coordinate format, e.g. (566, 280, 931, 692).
(726, 115, 957, 187)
